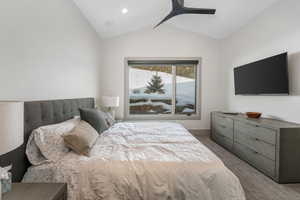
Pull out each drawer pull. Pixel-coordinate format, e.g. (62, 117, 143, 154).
(253, 150, 259, 154)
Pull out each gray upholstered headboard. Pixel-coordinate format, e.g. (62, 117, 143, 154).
(0, 98, 95, 182)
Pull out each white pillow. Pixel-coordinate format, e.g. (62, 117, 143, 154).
(27, 118, 80, 164)
(26, 133, 48, 165)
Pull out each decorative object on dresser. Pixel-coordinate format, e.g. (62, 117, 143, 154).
(211, 111, 300, 183)
(3, 183, 67, 200)
(0, 102, 24, 199)
(101, 96, 120, 119)
(246, 112, 262, 119)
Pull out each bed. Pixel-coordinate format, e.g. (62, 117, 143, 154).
(0, 98, 245, 200)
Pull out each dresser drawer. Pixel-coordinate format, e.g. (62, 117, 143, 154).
(235, 121, 277, 145)
(215, 122, 234, 139)
(234, 142, 276, 178)
(235, 130, 276, 161)
(215, 115, 234, 129)
(212, 131, 233, 151)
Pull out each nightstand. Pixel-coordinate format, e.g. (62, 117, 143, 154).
(3, 183, 67, 200)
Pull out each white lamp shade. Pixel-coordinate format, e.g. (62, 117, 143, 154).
(102, 96, 120, 107)
(0, 101, 24, 156)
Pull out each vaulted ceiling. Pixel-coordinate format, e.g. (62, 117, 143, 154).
(73, 0, 281, 39)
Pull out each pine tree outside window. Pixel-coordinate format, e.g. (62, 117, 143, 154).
(125, 58, 201, 120)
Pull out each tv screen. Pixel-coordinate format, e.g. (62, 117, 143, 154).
(234, 53, 289, 95)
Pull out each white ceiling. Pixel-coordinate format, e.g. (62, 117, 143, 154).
(73, 0, 281, 39)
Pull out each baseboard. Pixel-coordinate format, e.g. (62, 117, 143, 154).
(188, 129, 210, 136)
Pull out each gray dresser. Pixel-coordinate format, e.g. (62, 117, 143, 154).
(211, 111, 300, 183)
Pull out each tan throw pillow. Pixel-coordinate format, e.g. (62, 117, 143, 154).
(63, 120, 99, 156)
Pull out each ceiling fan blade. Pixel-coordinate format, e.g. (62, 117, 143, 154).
(154, 12, 177, 28)
(182, 8, 216, 15)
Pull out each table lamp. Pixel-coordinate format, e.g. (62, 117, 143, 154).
(0, 102, 24, 200)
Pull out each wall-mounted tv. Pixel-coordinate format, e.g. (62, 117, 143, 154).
(234, 52, 289, 95)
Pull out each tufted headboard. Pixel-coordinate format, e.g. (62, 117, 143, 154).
(0, 98, 95, 182)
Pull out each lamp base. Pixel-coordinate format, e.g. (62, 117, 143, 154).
(108, 107, 116, 120)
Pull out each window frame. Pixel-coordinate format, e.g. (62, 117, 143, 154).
(124, 57, 202, 120)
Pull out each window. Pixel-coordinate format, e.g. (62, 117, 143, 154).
(125, 58, 201, 120)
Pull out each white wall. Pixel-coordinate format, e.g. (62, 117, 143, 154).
(0, 0, 103, 101)
(100, 26, 225, 129)
(221, 0, 300, 123)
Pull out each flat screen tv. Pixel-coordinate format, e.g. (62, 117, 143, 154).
(234, 52, 289, 95)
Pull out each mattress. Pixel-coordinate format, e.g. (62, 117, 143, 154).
(23, 121, 245, 200)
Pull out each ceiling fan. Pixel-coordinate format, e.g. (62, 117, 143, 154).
(155, 0, 216, 28)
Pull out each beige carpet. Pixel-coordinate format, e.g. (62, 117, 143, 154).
(194, 135, 300, 200)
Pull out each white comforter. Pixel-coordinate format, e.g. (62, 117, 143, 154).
(23, 122, 245, 200)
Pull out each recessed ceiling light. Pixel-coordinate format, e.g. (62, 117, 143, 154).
(122, 8, 128, 14)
